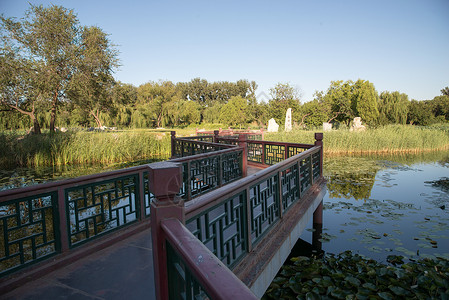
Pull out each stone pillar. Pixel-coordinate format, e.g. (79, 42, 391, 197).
(149, 161, 183, 300)
(238, 134, 248, 177)
(285, 108, 292, 132)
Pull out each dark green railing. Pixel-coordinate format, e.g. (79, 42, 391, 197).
(184, 145, 323, 269)
(0, 192, 58, 275)
(171, 136, 234, 158)
(0, 165, 152, 276)
(246, 140, 313, 166)
(172, 147, 244, 201)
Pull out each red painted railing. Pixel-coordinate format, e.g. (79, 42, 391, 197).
(150, 132, 324, 299)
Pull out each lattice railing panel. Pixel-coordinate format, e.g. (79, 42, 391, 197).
(249, 176, 280, 244)
(287, 146, 306, 158)
(312, 151, 321, 180)
(0, 193, 57, 274)
(189, 156, 220, 198)
(300, 156, 311, 194)
(166, 242, 210, 300)
(264, 144, 285, 165)
(280, 164, 300, 211)
(221, 151, 243, 184)
(186, 192, 247, 267)
(247, 142, 263, 163)
(66, 175, 139, 247)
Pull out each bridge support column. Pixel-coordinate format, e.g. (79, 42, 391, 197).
(149, 161, 183, 300)
(312, 201, 323, 253)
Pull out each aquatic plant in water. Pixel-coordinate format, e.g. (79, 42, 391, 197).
(263, 251, 449, 299)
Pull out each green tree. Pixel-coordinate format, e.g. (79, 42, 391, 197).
(0, 39, 42, 133)
(180, 100, 201, 125)
(441, 87, 449, 97)
(322, 80, 354, 126)
(300, 99, 329, 128)
(202, 102, 223, 124)
(352, 79, 379, 126)
(378, 91, 409, 125)
(268, 83, 301, 125)
(137, 81, 181, 128)
(219, 96, 249, 126)
(430, 95, 449, 121)
(1, 4, 119, 132)
(68, 26, 118, 128)
(110, 82, 137, 127)
(407, 100, 434, 125)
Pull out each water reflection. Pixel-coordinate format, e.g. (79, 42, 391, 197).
(0, 158, 166, 191)
(299, 151, 449, 262)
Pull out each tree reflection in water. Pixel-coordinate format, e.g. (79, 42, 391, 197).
(300, 151, 449, 262)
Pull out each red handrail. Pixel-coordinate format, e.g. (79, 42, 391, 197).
(162, 218, 258, 300)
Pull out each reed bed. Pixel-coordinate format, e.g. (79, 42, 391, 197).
(265, 125, 449, 154)
(0, 130, 171, 168)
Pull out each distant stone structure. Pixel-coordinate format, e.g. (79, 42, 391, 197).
(284, 108, 292, 132)
(350, 117, 366, 132)
(267, 118, 279, 132)
(323, 122, 332, 131)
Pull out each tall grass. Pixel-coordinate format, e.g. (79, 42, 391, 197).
(265, 125, 449, 154)
(0, 130, 171, 168)
(1, 125, 448, 168)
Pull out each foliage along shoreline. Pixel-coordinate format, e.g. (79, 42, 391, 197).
(0, 130, 171, 169)
(266, 124, 449, 155)
(0, 124, 448, 169)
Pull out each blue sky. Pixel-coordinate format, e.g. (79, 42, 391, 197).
(1, 0, 448, 101)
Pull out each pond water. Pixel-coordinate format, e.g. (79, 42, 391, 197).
(1, 151, 448, 263)
(0, 158, 166, 191)
(299, 151, 449, 262)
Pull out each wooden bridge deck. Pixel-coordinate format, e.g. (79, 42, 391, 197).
(3, 228, 156, 300)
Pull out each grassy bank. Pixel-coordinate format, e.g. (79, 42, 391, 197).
(0, 130, 171, 168)
(265, 125, 449, 154)
(1, 125, 448, 168)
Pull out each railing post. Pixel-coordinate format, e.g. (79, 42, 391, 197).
(245, 188, 253, 252)
(260, 127, 264, 140)
(314, 132, 323, 177)
(214, 130, 219, 143)
(277, 171, 283, 218)
(139, 170, 146, 219)
(57, 187, 69, 252)
(238, 134, 248, 177)
(149, 161, 184, 300)
(171, 131, 176, 158)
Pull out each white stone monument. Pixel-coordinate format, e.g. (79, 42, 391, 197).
(267, 118, 279, 132)
(284, 108, 292, 132)
(323, 122, 332, 131)
(350, 117, 366, 132)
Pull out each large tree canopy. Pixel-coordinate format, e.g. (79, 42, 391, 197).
(0, 4, 119, 132)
